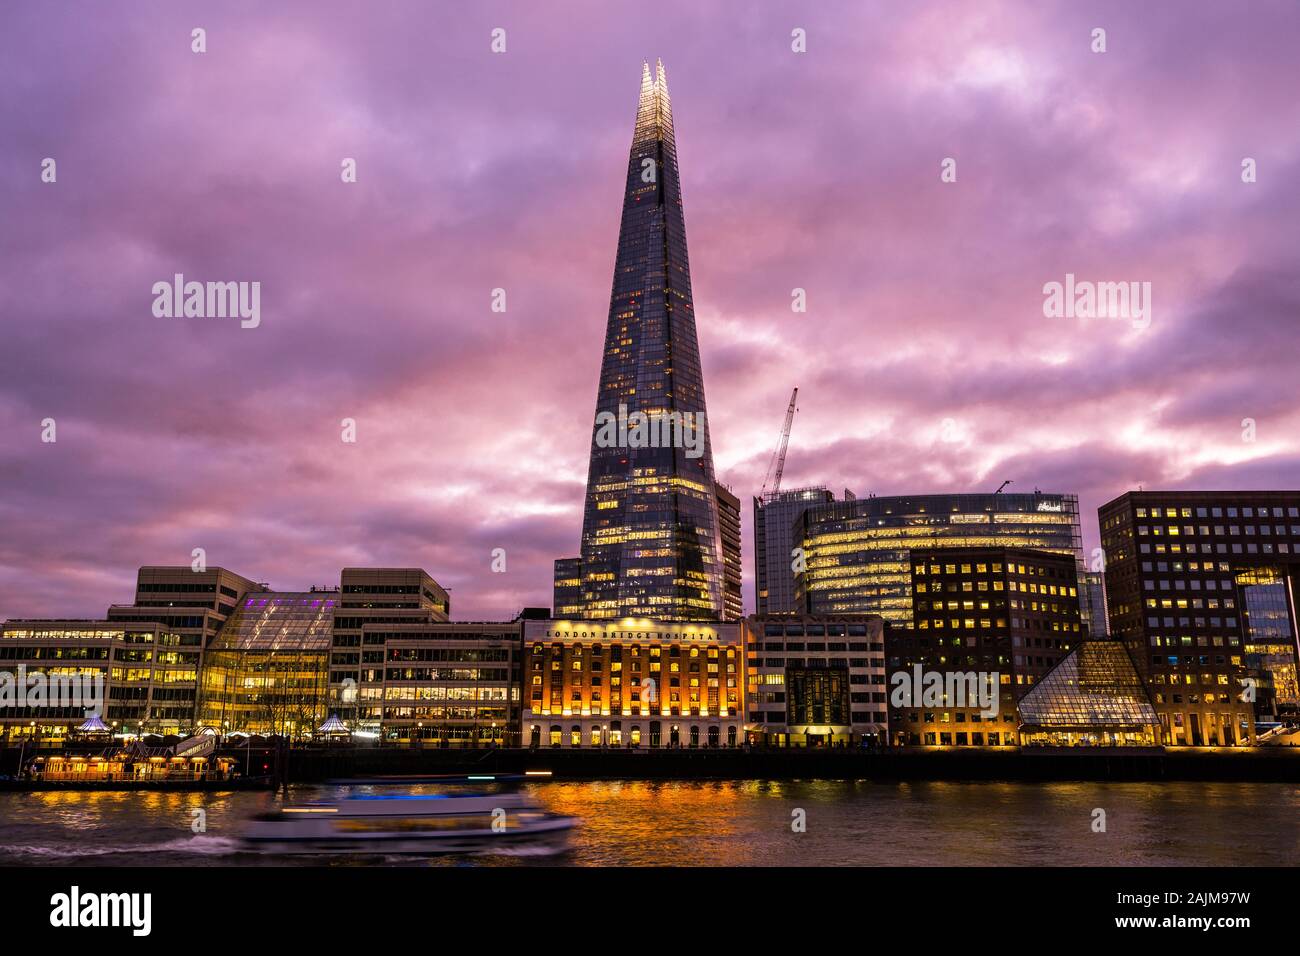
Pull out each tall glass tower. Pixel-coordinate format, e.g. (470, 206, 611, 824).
(576, 60, 723, 621)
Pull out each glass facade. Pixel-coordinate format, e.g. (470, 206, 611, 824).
(753, 487, 835, 615)
(361, 624, 523, 746)
(1017, 640, 1160, 746)
(796, 493, 1082, 622)
(1078, 569, 1109, 638)
(715, 483, 744, 620)
(552, 557, 583, 619)
(785, 667, 850, 728)
(197, 593, 333, 737)
(575, 60, 724, 621)
(1238, 567, 1299, 710)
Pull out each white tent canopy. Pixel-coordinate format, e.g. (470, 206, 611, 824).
(77, 714, 110, 733)
(317, 714, 349, 734)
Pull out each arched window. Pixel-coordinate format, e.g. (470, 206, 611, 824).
(689, 726, 700, 747)
(549, 725, 562, 747)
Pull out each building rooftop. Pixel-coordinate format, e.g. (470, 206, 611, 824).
(209, 592, 336, 652)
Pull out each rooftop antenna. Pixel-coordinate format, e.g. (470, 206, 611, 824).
(760, 387, 798, 498)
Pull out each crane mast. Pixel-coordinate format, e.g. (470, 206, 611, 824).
(761, 387, 799, 497)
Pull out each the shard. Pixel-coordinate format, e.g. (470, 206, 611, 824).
(571, 60, 724, 621)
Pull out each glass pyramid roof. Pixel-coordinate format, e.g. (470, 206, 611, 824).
(1018, 640, 1158, 728)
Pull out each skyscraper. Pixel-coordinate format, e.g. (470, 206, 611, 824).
(573, 60, 724, 620)
(753, 487, 837, 615)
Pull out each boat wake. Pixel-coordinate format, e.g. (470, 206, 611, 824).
(0, 835, 243, 859)
(473, 843, 571, 857)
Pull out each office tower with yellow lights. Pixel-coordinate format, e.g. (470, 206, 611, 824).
(890, 547, 1084, 747)
(715, 482, 744, 621)
(794, 492, 1083, 623)
(573, 60, 725, 621)
(1099, 490, 1300, 745)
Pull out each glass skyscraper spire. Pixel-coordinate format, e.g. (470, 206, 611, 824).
(574, 60, 723, 620)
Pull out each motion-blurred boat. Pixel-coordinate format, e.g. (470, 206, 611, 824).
(241, 791, 576, 855)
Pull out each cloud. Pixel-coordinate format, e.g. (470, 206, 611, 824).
(1, 0, 1298, 619)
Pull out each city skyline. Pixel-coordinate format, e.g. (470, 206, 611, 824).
(3, 0, 1300, 623)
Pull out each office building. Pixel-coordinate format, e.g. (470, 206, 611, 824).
(201, 593, 522, 744)
(753, 487, 836, 615)
(365, 621, 523, 746)
(795, 492, 1082, 623)
(887, 547, 1083, 747)
(1099, 490, 1300, 744)
(0, 620, 173, 742)
(1, 564, 508, 742)
(196, 592, 335, 738)
(1, 566, 270, 740)
(327, 567, 450, 732)
(552, 558, 583, 620)
(104, 565, 267, 729)
(716, 481, 744, 620)
(744, 614, 887, 747)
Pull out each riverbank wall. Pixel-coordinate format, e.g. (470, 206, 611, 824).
(4, 745, 1297, 785)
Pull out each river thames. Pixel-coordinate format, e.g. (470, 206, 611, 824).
(2, 780, 1297, 866)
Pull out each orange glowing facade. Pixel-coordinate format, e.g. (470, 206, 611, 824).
(522, 619, 744, 747)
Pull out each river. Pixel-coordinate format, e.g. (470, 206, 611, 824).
(1, 780, 1296, 866)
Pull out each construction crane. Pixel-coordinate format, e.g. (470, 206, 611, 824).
(761, 387, 799, 497)
(994, 480, 1013, 494)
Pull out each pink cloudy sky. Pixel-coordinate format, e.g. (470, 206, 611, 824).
(2, 0, 1298, 621)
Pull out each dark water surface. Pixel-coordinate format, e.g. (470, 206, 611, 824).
(1, 780, 1296, 866)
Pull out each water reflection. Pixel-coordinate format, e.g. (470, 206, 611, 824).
(1, 781, 1296, 866)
